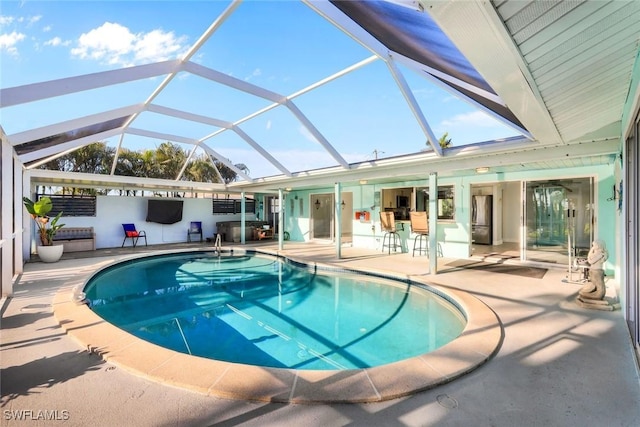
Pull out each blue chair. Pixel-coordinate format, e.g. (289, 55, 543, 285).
(122, 223, 147, 248)
(187, 221, 202, 242)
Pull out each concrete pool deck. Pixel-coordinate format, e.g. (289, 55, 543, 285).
(2, 242, 640, 426)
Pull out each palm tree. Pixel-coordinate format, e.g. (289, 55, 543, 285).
(185, 157, 218, 183)
(422, 133, 453, 151)
(155, 142, 187, 180)
(438, 132, 452, 149)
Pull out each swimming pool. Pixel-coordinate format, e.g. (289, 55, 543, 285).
(84, 251, 465, 370)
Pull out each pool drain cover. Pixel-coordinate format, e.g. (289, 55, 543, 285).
(437, 394, 458, 409)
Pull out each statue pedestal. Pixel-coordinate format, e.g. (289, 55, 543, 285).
(575, 296, 620, 311)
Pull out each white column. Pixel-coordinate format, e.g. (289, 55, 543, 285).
(335, 182, 342, 259)
(240, 191, 246, 244)
(429, 172, 438, 275)
(13, 155, 23, 274)
(1, 134, 14, 296)
(278, 188, 284, 250)
(22, 170, 32, 262)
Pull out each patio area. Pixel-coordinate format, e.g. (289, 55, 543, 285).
(2, 242, 639, 426)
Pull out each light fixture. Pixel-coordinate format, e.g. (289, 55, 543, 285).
(359, 179, 368, 185)
(285, 187, 292, 191)
(315, 199, 321, 210)
(341, 200, 346, 208)
(475, 167, 490, 174)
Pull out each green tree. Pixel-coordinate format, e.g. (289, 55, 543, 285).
(216, 161, 238, 184)
(156, 142, 186, 180)
(39, 141, 239, 195)
(185, 156, 218, 183)
(39, 142, 114, 195)
(115, 148, 145, 178)
(438, 132, 452, 149)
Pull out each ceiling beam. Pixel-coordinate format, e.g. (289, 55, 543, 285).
(0, 61, 180, 107)
(183, 61, 284, 103)
(231, 127, 292, 176)
(28, 168, 228, 193)
(198, 143, 253, 182)
(386, 57, 442, 156)
(125, 128, 199, 145)
(19, 128, 123, 164)
(9, 104, 143, 146)
(146, 104, 232, 129)
(420, 0, 564, 145)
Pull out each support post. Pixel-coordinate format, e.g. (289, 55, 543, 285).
(335, 182, 342, 259)
(429, 172, 438, 275)
(278, 189, 284, 250)
(240, 191, 246, 244)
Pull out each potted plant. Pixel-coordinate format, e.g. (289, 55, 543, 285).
(23, 196, 65, 262)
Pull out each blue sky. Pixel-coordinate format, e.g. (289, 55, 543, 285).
(0, 0, 518, 178)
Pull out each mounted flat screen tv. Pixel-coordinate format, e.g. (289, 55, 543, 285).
(146, 199, 183, 224)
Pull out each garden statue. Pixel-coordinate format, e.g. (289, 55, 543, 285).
(576, 240, 618, 310)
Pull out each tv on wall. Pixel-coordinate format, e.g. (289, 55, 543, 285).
(146, 199, 183, 224)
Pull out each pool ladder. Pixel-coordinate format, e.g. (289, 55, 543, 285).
(174, 318, 192, 355)
(214, 233, 222, 256)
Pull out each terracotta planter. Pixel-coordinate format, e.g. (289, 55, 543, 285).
(37, 244, 64, 263)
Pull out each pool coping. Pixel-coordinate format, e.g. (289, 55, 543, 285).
(52, 247, 503, 404)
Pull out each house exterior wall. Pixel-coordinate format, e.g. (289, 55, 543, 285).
(25, 197, 257, 252)
(26, 164, 617, 280)
(278, 163, 617, 276)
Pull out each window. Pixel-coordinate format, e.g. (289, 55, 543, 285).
(381, 187, 412, 220)
(416, 185, 455, 220)
(41, 194, 96, 217)
(212, 197, 256, 214)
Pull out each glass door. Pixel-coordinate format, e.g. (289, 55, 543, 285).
(264, 196, 280, 232)
(311, 193, 333, 241)
(524, 178, 593, 264)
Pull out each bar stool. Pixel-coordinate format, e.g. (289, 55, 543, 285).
(380, 211, 402, 253)
(410, 211, 429, 257)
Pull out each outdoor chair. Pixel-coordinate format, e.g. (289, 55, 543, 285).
(122, 223, 147, 248)
(187, 221, 203, 242)
(410, 211, 429, 257)
(380, 211, 401, 253)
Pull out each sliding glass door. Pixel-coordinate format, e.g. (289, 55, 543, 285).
(523, 178, 593, 264)
(311, 193, 333, 241)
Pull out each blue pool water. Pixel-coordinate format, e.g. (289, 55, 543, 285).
(84, 251, 465, 370)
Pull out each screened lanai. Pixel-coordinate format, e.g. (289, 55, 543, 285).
(2, 1, 640, 353)
(4, 0, 631, 187)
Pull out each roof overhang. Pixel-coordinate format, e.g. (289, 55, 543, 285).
(27, 169, 228, 194)
(229, 137, 620, 192)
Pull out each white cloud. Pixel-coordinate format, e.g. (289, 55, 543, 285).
(0, 16, 15, 26)
(244, 68, 261, 81)
(440, 110, 499, 128)
(298, 125, 316, 143)
(412, 87, 435, 100)
(28, 15, 42, 26)
(71, 22, 188, 66)
(133, 28, 187, 63)
(265, 120, 272, 130)
(44, 36, 67, 47)
(0, 31, 26, 55)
